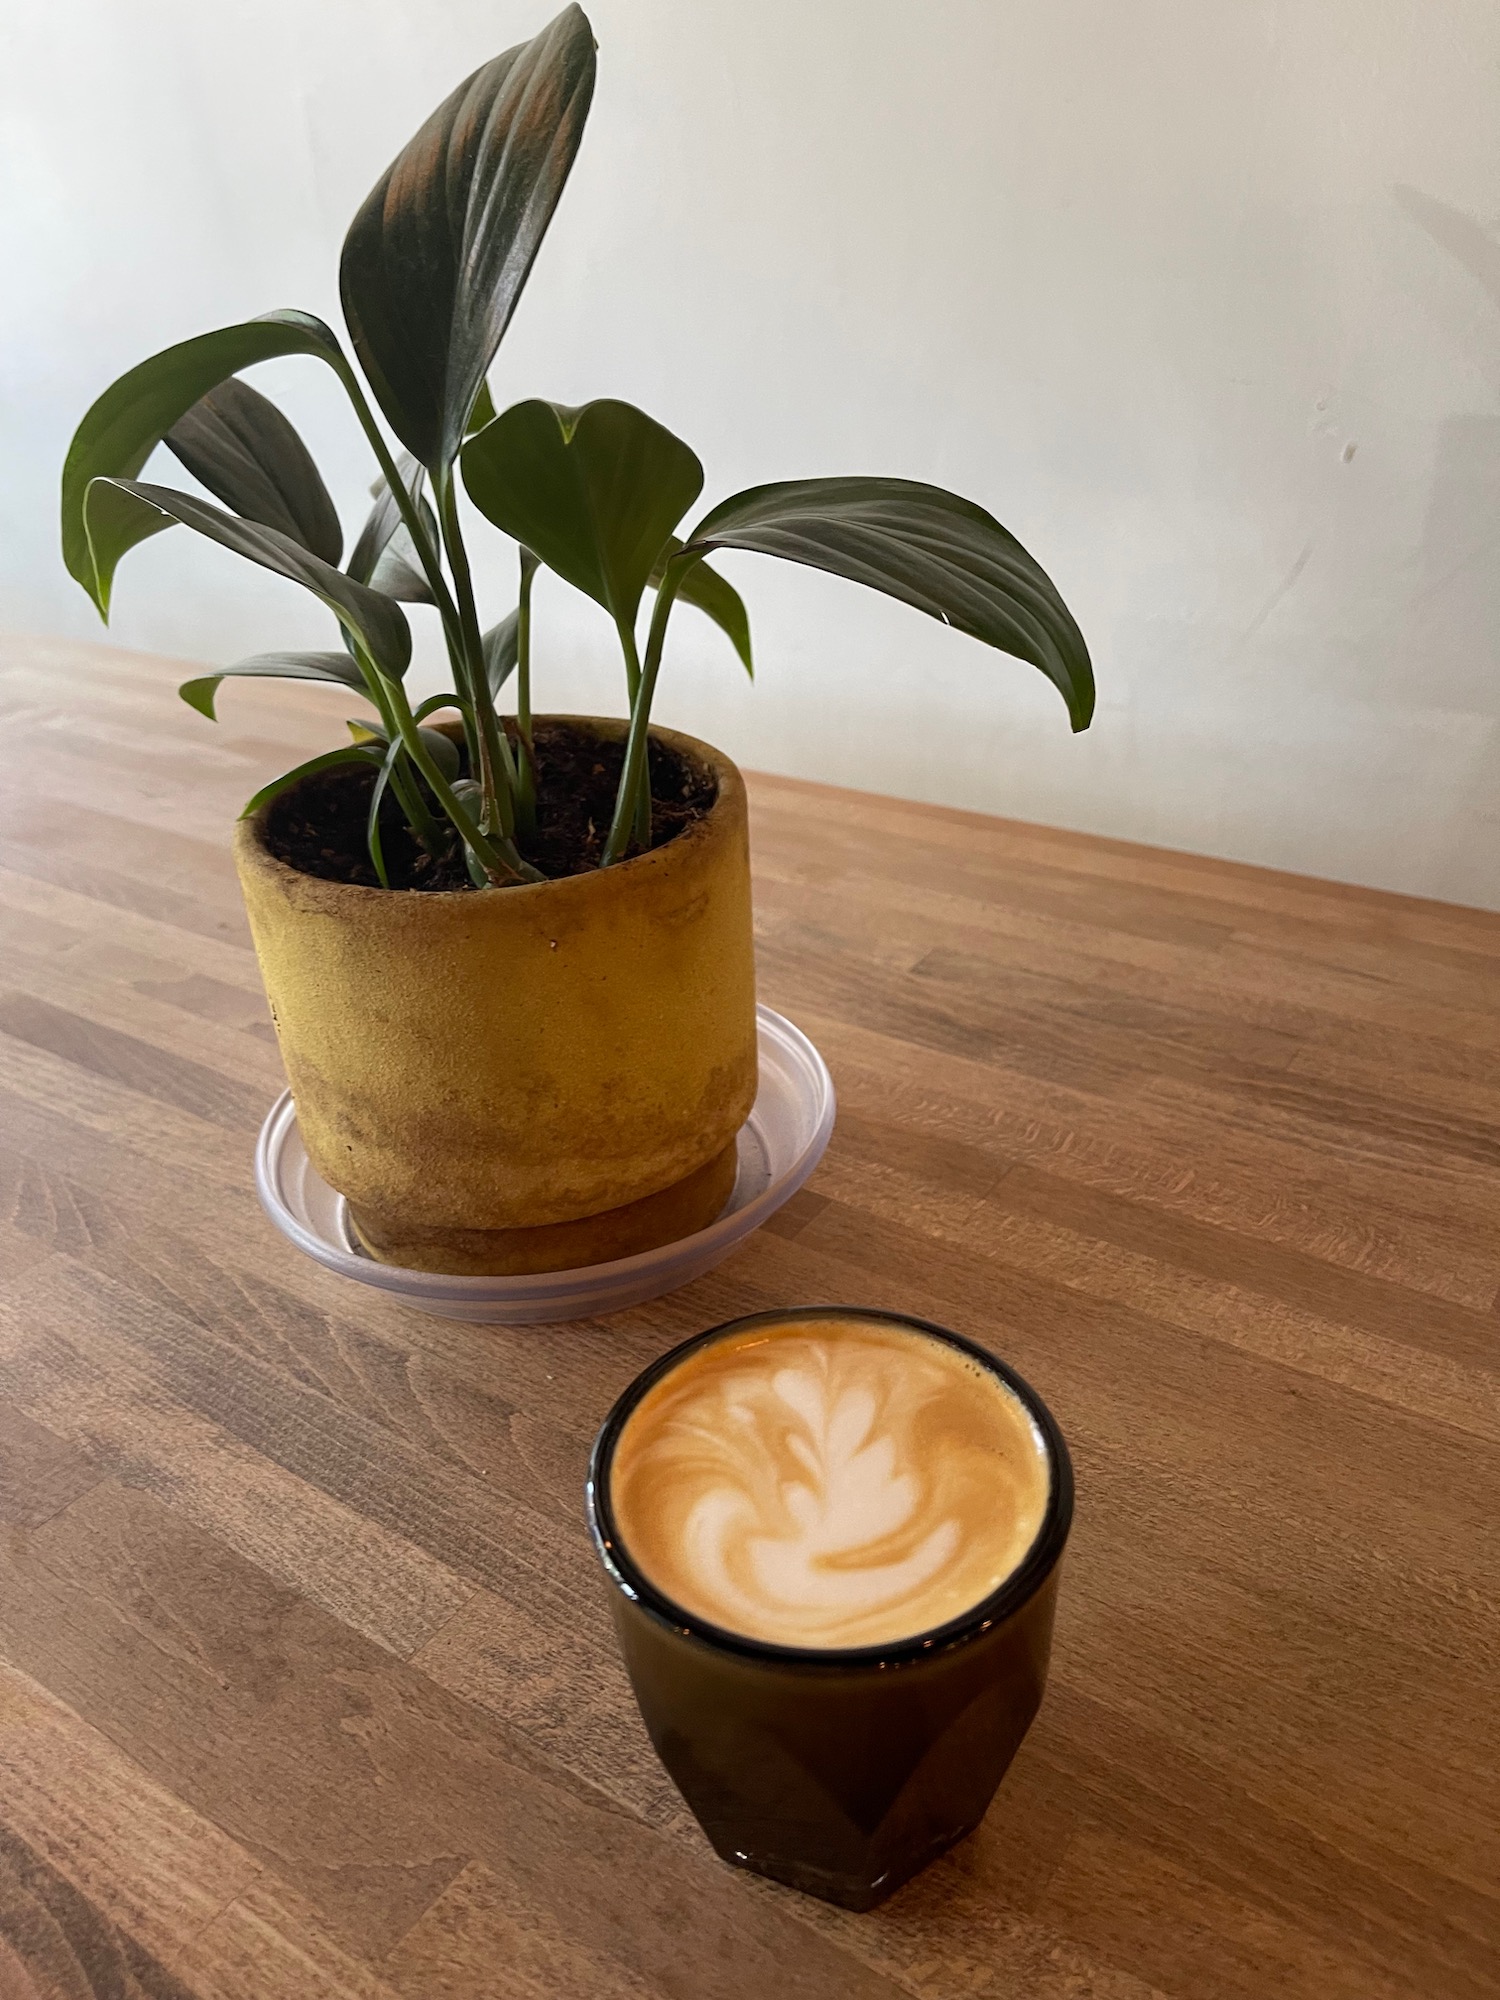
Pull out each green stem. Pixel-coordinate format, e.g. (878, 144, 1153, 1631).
(387, 758, 442, 856)
(614, 613, 651, 846)
(374, 659, 540, 885)
(330, 358, 461, 640)
(514, 548, 539, 837)
(342, 629, 443, 860)
(435, 469, 520, 843)
(328, 354, 483, 777)
(602, 557, 694, 865)
(616, 614, 642, 705)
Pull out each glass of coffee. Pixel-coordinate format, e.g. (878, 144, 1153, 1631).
(586, 1307, 1074, 1909)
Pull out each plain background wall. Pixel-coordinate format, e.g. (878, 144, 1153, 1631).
(2, 0, 1497, 907)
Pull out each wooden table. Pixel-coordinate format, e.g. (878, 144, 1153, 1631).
(0, 632, 1495, 2000)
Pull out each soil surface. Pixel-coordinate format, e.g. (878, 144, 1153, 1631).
(263, 719, 717, 891)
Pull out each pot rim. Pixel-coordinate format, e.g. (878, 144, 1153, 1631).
(236, 713, 741, 905)
(585, 1305, 1075, 1672)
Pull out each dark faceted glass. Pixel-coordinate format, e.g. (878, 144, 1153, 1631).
(586, 1307, 1074, 1910)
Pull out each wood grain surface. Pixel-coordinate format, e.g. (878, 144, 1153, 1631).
(0, 631, 1496, 2000)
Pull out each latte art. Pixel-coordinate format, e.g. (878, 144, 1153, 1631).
(608, 1317, 1050, 1649)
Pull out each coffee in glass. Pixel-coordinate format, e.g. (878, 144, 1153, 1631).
(587, 1308, 1073, 1909)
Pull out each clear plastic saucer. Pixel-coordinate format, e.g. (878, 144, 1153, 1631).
(253, 1005, 835, 1323)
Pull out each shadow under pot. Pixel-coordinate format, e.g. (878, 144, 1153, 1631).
(234, 717, 758, 1275)
(586, 1307, 1075, 1911)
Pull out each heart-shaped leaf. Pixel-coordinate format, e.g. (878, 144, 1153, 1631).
(462, 398, 703, 632)
(340, 5, 596, 472)
(684, 477, 1093, 728)
(165, 377, 342, 564)
(61, 309, 350, 614)
(649, 535, 752, 677)
(180, 649, 366, 721)
(87, 479, 412, 677)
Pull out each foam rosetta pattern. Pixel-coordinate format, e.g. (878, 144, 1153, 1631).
(609, 1317, 1050, 1649)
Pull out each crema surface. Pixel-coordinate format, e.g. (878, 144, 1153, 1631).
(607, 1317, 1050, 1649)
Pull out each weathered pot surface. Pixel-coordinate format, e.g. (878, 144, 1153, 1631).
(235, 717, 758, 1275)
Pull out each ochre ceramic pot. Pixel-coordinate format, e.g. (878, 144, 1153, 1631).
(234, 718, 758, 1275)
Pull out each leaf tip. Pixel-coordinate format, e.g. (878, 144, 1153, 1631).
(178, 676, 220, 721)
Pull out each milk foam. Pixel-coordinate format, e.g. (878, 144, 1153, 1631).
(608, 1317, 1050, 1649)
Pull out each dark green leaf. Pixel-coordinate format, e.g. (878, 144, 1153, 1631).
(88, 479, 412, 677)
(482, 609, 520, 695)
(649, 535, 752, 677)
(339, 4, 596, 470)
(349, 454, 438, 605)
(368, 532, 434, 603)
(462, 399, 703, 631)
(240, 745, 381, 821)
(180, 649, 365, 721)
(466, 380, 497, 435)
(684, 477, 1093, 729)
(165, 377, 342, 564)
(61, 309, 349, 614)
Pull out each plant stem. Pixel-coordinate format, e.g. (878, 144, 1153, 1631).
(613, 613, 652, 845)
(374, 659, 540, 885)
(330, 359, 461, 640)
(387, 757, 442, 855)
(327, 355, 488, 779)
(435, 468, 522, 844)
(616, 614, 642, 705)
(514, 548, 539, 837)
(602, 557, 693, 865)
(344, 628, 445, 862)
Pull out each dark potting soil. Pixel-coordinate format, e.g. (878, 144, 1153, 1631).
(262, 718, 717, 891)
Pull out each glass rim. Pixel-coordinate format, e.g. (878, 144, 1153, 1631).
(585, 1305, 1075, 1669)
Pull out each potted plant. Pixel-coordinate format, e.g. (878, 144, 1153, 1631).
(60, 5, 1093, 1277)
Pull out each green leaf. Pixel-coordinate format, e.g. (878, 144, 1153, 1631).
(649, 535, 752, 677)
(165, 377, 342, 564)
(61, 309, 350, 614)
(368, 532, 434, 604)
(180, 649, 366, 721)
(684, 477, 1093, 729)
(462, 399, 703, 632)
(466, 380, 497, 436)
(481, 609, 520, 695)
(347, 453, 437, 603)
(88, 479, 412, 678)
(339, 4, 596, 471)
(239, 745, 381, 821)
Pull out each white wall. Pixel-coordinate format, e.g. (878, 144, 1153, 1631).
(3, 0, 1497, 907)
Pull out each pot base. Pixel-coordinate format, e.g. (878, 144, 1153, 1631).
(345, 1140, 741, 1276)
(255, 1006, 835, 1323)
